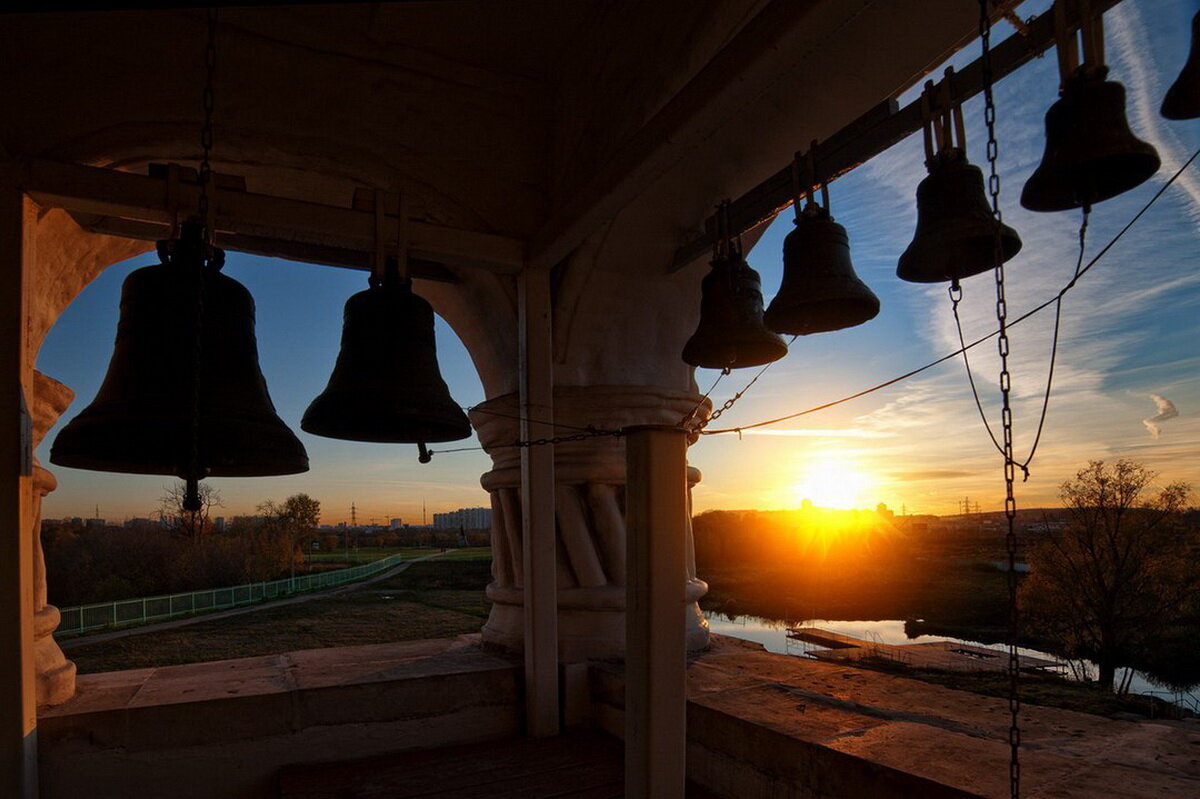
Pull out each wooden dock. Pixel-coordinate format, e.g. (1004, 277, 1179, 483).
(788, 627, 1064, 674)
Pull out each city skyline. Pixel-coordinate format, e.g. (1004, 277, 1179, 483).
(37, 0, 1199, 521)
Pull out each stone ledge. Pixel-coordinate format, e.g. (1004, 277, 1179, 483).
(37, 637, 523, 799)
(593, 634, 1200, 798)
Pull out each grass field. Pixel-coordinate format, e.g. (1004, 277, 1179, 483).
(69, 557, 495, 674)
(303, 546, 493, 566)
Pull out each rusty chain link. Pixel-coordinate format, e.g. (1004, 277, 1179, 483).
(979, 3, 1021, 797)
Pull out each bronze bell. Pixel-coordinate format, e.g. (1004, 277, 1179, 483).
(51, 222, 309, 478)
(898, 150, 1022, 283)
(1022, 68, 1160, 212)
(682, 251, 787, 369)
(302, 268, 471, 444)
(1162, 12, 1200, 120)
(765, 205, 879, 334)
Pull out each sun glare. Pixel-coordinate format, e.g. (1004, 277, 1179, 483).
(792, 460, 872, 510)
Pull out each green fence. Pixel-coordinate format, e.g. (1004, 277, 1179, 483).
(55, 551, 409, 638)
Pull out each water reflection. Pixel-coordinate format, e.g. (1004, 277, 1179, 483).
(704, 612, 1200, 710)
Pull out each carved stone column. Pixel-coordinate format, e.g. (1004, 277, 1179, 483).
(472, 385, 709, 662)
(30, 371, 75, 707)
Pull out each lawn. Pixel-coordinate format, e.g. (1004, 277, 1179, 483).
(68, 558, 495, 674)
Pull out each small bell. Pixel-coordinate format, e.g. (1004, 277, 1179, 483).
(898, 150, 1022, 283)
(1162, 12, 1200, 120)
(51, 221, 309, 478)
(302, 265, 471, 444)
(682, 250, 787, 370)
(765, 204, 879, 334)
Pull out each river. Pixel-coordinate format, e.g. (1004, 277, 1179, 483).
(703, 612, 1200, 711)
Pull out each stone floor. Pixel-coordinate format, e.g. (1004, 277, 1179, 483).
(279, 731, 722, 798)
(36, 634, 1200, 798)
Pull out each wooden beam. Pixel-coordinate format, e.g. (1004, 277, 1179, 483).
(671, 0, 1127, 272)
(0, 181, 39, 799)
(66, 212, 461, 284)
(624, 425, 689, 799)
(518, 268, 558, 738)
(16, 158, 524, 275)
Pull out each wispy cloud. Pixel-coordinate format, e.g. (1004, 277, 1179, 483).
(1143, 393, 1180, 438)
(742, 428, 897, 439)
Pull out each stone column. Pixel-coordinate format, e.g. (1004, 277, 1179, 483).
(29, 372, 75, 707)
(472, 385, 709, 662)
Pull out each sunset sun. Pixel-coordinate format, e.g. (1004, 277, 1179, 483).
(792, 460, 873, 510)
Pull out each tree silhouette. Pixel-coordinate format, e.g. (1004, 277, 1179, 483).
(159, 480, 223, 543)
(1021, 460, 1197, 693)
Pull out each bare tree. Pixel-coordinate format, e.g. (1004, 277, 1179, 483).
(258, 494, 321, 585)
(159, 481, 223, 543)
(1021, 460, 1196, 693)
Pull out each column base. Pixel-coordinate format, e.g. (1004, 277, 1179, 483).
(34, 605, 76, 707)
(482, 582, 710, 663)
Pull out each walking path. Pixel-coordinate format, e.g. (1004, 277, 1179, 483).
(60, 552, 445, 652)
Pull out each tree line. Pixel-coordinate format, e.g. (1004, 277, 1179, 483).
(43, 487, 323, 606)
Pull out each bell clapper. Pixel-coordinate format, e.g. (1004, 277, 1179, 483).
(182, 475, 202, 512)
(418, 442, 432, 464)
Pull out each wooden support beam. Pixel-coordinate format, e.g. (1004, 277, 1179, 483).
(67, 213, 461, 284)
(624, 425, 689, 799)
(16, 158, 524, 275)
(0, 181, 38, 799)
(671, 0, 1127, 272)
(518, 268, 558, 738)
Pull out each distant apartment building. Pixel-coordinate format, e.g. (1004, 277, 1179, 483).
(432, 507, 492, 530)
(389, 518, 403, 529)
(213, 517, 226, 532)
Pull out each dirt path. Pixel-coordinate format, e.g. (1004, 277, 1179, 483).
(60, 552, 445, 652)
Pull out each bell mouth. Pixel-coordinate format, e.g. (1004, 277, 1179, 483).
(765, 296, 880, 336)
(300, 393, 472, 444)
(50, 406, 310, 477)
(897, 225, 1022, 284)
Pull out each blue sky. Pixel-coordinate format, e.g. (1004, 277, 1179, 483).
(38, 0, 1200, 522)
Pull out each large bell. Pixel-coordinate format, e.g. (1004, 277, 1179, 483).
(1022, 69, 1160, 212)
(51, 223, 309, 478)
(765, 206, 879, 334)
(1162, 12, 1200, 120)
(682, 252, 787, 369)
(302, 270, 471, 444)
(898, 151, 1022, 283)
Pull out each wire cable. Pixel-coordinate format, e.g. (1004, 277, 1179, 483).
(701, 147, 1198, 436)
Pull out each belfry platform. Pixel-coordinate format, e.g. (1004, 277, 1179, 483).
(35, 635, 1200, 798)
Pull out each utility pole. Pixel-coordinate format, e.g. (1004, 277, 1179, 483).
(348, 502, 356, 564)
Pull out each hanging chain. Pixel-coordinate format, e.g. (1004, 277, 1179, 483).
(512, 426, 625, 449)
(197, 8, 217, 238)
(185, 8, 219, 514)
(979, 3, 1020, 797)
